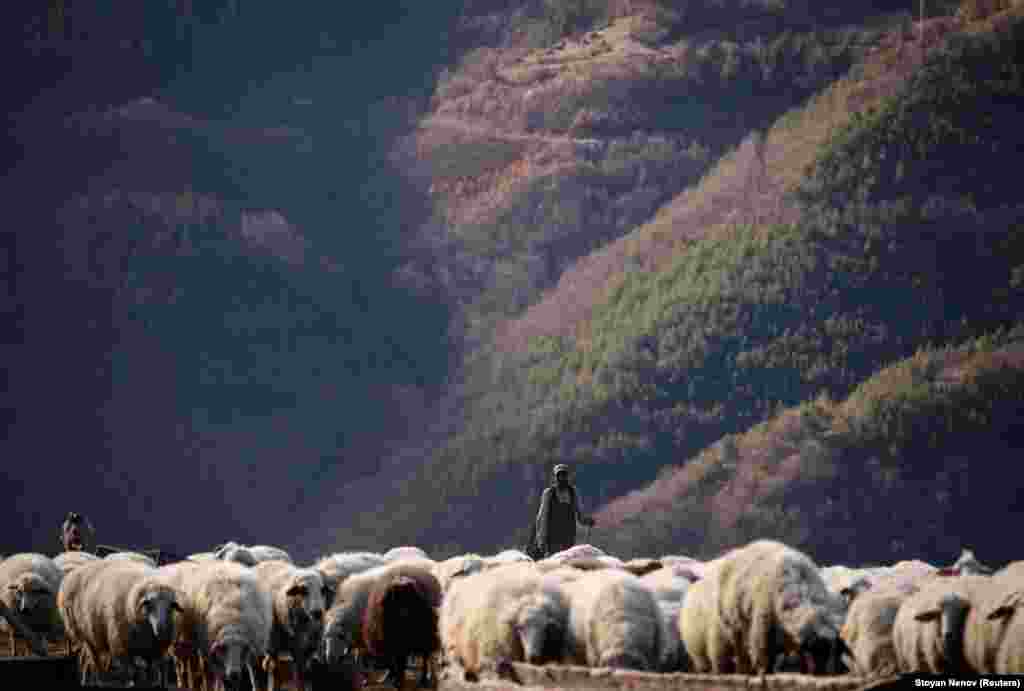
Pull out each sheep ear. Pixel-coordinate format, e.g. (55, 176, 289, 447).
(987, 605, 1015, 621)
(914, 609, 941, 622)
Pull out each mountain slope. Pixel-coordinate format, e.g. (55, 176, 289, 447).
(324, 4, 1024, 558)
(592, 328, 1024, 566)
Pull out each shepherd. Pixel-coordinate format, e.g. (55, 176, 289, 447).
(534, 464, 595, 558)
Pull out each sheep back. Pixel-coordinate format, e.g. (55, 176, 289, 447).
(54, 551, 100, 576)
(965, 573, 1024, 674)
(104, 552, 157, 568)
(180, 561, 273, 664)
(677, 565, 724, 673)
(562, 568, 660, 670)
(841, 585, 913, 677)
(434, 554, 486, 593)
(715, 540, 846, 675)
(60, 559, 179, 670)
(252, 560, 326, 660)
(363, 568, 440, 661)
(440, 563, 567, 676)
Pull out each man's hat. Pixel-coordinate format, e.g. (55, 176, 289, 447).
(553, 464, 569, 476)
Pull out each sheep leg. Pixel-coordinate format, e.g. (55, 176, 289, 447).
(418, 653, 435, 688)
(390, 654, 406, 689)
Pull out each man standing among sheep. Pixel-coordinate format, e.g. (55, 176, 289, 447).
(60, 512, 96, 553)
(535, 464, 596, 558)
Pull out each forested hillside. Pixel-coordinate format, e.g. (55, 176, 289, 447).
(306, 0, 1024, 564)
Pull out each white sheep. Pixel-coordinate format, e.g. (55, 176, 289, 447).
(214, 542, 285, 566)
(892, 573, 989, 674)
(312, 552, 387, 608)
(252, 560, 328, 691)
(58, 559, 181, 686)
(544, 544, 606, 563)
(677, 563, 721, 674)
(433, 554, 487, 593)
(486, 549, 534, 565)
(536, 554, 624, 574)
(176, 560, 274, 691)
(559, 568, 661, 670)
(187, 552, 218, 564)
(821, 565, 875, 604)
(248, 546, 292, 565)
(53, 551, 100, 576)
(0, 553, 64, 655)
(840, 584, 917, 677)
(104, 551, 158, 568)
(679, 540, 848, 675)
(440, 563, 568, 680)
(658, 555, 709, 581)
(383, 546, 429, 562)
(965, 568, 1024, 674)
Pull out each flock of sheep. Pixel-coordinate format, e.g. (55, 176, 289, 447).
(0, 538, 1020, 691)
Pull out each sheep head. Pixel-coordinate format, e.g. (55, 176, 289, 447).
(133, 582, 182, 646)
(914, 593, 972, 673)
(208, 631, 256, 691)
(783, 591, 849, 675)
(321, 602, 355, 665)
(839, 577, 873, 605)
(8, 573, 53, 616)
(510, 593, 565, 665)
(283, 571, 326, 635)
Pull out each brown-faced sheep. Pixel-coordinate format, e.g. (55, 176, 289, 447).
(252, 561, 328, 691)
(363, 566, 442, 688)
(559, 568, 661, 671)
(58, 559, 181, 686)
(177, 560, 274, 691)
(440, 563, 567, 681)
(840, 584, 918, 677)
(679, 540, 849, 675)
(0, 553, 64, 656)
(892, 574, 989, 674)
